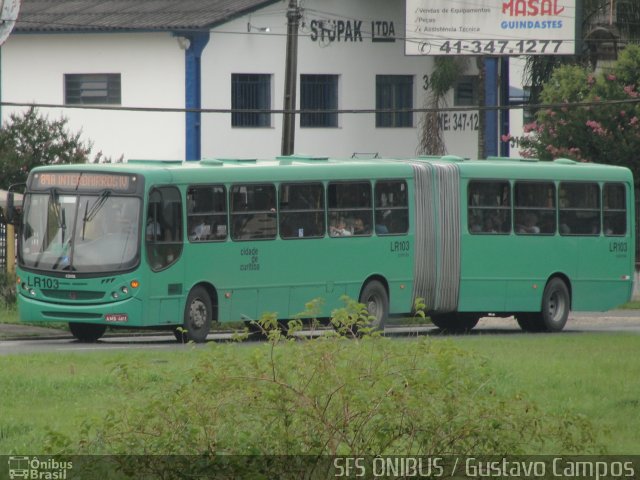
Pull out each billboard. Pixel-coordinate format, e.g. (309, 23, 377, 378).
(406, 0, 577, 56)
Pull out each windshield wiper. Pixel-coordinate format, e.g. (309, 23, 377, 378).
(81, 191, 110, 240)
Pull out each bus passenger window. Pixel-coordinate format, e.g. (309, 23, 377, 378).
(375, 180, 408, 235)
(603, 183, 626, 236)
(467, 180, 510, 235)
(230, 184, 277, 241)
(146, 187, 183, 271)
(514, 182, 555, 235)
(187, 185, 227, 242)
(279, 183, 324, 239)
(559, 182, 600, 236)
(328, 181, 372, 237)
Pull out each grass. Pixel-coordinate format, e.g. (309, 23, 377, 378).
(1, 332, 639, 454)
(458, 333, 640, 454)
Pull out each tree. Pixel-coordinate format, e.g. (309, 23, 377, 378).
(513, 44, 640, 186)
(524, 0, 640, 106)
(0, 107, 115, 190)
(418, 57, 468, 156)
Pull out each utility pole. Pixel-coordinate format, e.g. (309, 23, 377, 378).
(281, 0, 300, 156)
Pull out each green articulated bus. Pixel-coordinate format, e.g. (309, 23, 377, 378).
(14, 155, 635, 342)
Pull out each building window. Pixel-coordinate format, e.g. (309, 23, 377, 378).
(454, 76, 479, 106)
(376, 75, 413, 128)
(300, 74, 338, 128)
(64, 74, 121, 105)
(231, 73, 271, 127)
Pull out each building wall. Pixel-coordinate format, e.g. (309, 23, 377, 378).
(1, 1, 483, 162)
(1, 32, 185, 160)
(202, 0, 480, 159)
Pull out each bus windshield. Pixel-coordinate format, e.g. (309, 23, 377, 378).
(19, 192, 141, 273)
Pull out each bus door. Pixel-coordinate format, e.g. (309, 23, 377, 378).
(144, 186, 185, 325)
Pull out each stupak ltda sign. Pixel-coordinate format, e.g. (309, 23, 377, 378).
(405, 0, 577, 56)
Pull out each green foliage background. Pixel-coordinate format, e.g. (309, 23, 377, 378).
(516, 45, 640, 187)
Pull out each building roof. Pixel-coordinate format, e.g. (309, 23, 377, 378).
(15, 0, 277, 33)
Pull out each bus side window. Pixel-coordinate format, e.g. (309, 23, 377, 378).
(279, 183, 324, 239)
(467, 180, 511, 234)
(514, 181, 555, 235)
(328, 181, 372, 237)
(146, 186, 183, 271)
(559, 182, 600, 236)
(374, 180, 408, 235)
(603, 183, 627, 236)
(187, 185, 227, 242)
(230, 184, 277, 241)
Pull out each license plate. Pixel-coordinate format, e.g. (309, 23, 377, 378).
(105, 313, 128, 323)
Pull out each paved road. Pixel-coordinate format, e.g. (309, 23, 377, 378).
(1, 311, 640, 355)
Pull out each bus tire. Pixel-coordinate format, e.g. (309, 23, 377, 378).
(359, 280, 389, 331)
(69, 322, 107, 342)
(430, 313, 479, 333)
(181, 286, 213, 343)
(539, 278, 570, 332)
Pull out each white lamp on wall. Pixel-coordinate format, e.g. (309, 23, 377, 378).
(176, 36, 191, 50)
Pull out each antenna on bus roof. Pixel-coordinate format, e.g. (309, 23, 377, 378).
(351, 152, 380, 159)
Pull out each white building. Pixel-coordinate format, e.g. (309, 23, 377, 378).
(2, 0, 491, 161)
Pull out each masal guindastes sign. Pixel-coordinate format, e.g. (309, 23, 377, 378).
(405, 0, 577, 56)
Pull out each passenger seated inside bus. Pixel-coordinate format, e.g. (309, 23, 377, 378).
(516, 213, 540, 234)
(190, 220, 211, 241)
(330, 218, 352, 237)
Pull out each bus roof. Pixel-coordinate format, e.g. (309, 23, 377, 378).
(28, 155, 633, 185)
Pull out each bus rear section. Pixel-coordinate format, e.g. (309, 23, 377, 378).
(413, 157, 635, 332)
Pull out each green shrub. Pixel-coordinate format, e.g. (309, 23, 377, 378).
(46, 300, 597, 476)
(0, 271, 16, 307)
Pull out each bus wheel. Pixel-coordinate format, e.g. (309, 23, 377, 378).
(359, 280, 389, 331)
(180, 286, 213, 343)
(430, 313, 479, 333)
(539, 278, 570, 332)
(69, 322, 107, 342)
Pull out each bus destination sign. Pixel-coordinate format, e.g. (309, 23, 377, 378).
(30, 172, 137, 193)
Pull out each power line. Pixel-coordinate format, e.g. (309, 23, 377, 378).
(3, 97, 640, 115)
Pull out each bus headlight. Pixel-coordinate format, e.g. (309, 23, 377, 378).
(121, 286, 129, 295)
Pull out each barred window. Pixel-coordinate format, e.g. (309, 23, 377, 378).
(65, 74, 121, 105)
(454, 76, 479, 106)
(376, 75, 413, 128)
(231, 74, 271, 127)
(300, 74, 338, 128)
